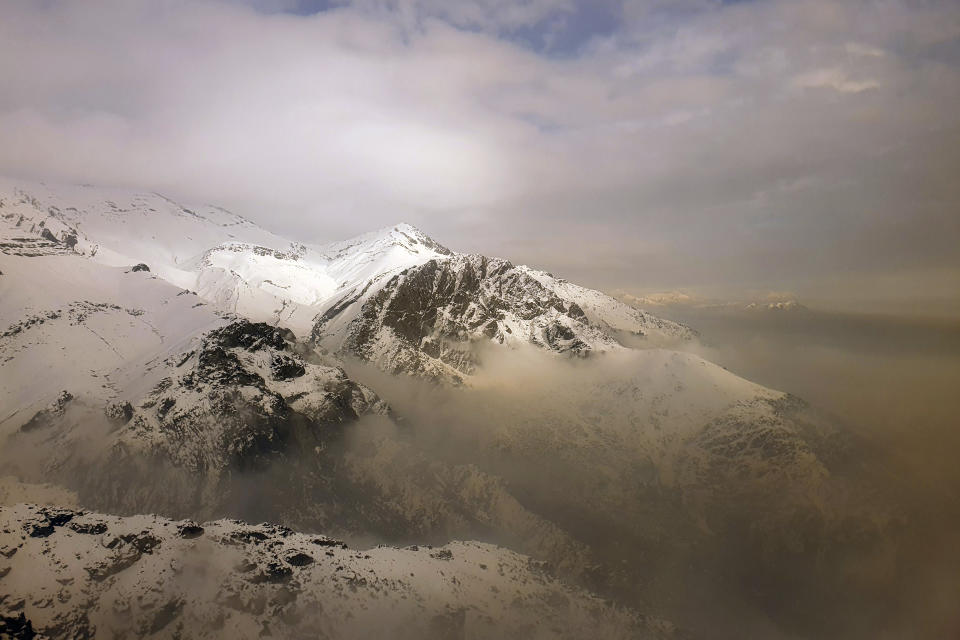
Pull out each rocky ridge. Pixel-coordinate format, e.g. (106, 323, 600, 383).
(0, 503, 667, 640)
(0, 178, 693, 383)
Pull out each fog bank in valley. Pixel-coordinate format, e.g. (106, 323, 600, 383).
(2, 307, 957, 639)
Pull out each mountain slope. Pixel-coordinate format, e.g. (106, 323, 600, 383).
(0, 178, 451, 336)
(1, 177, 693, 383)
(0, 503, 666, 640)
(0, 176, 900, 638)
(312, 254, 695, 382)
(0, 211, 597, 579)
(0, 251, 226, 435)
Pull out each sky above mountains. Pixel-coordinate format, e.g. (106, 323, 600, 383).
(1, 0, 958, 314)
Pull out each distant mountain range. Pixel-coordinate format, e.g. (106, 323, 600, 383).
(617, 290, 809, 313)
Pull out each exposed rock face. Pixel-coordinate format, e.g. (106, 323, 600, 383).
(130, 263, 150, 272)
(1, 179, 692, 382)
(0, 235, 73, 257)
(62, 230, 78, 249)
(0, 319, 394, 525)
(40, 227, 59, 244)
(104, 401, 134, 425)
(0, 504, 667, 640)
(118, 320, 387, 475)
(0, 613, 36, 640)
(316, 255, 627, 382)
(20, 391, 73, 432)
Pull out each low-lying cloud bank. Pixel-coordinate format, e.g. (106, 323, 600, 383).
(337, 343, 953, 639)
(2, 314, 958, 638)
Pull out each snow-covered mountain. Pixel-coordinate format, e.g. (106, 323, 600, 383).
(311, 254, 694, 382)
(0, 177, 691, 383)
(0, 245, 225, 435)
(743, 300, 808, 312)
(0, 502, 670, 640)
(616, 290, 809, 314)
(117, 320, 387, 474)
(0, 177, 446, 335)
(0, 179, 642, 593)
(616, 290, 698, 307)
(0, 176, 898, 639)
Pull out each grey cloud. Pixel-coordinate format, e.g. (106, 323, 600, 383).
(0, 0, 958, 314)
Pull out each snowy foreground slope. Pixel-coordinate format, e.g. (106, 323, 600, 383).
(0, 249, 225, 433)
(0, 503, 667, 640)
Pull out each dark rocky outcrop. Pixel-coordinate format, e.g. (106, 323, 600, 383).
(316, 254, 602, 381)
(22, 507, 77, 538)
(40, 228, 59, 244)
(207, 321, 290, 352)
(62, 230, 78, 249)
(271, 354, 306, 380)
(21, 391, 73, 432)
(176, 522, 204, 539)
(104, 401, 134, 425)
(75, 320, 388, 523)
(0, 613, 37, 640)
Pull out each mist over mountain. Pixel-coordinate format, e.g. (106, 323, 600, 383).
(2, 0, 958, 636)
(1, 177, 957, 639)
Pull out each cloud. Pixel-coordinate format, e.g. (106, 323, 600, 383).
(351, 0, 577, 33)
(0, 0, 958, 312)
(792, 67, 880, 93)
(845, 42, 885, 58)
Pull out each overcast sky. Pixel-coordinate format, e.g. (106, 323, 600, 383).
(1, 0, 958, 313)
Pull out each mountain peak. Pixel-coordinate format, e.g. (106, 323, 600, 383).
(382, 222, 449, 253)
(330, 222, 451, 258)
(390, 222, 419, 234)
(745, 299, 807, 312)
